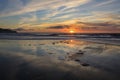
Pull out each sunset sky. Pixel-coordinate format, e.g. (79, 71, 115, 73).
(0, 0, 120, 33)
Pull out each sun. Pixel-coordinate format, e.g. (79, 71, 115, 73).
(69, 30, 74, 33)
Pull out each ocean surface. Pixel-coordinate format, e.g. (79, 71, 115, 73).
(0, 33, 120, 80)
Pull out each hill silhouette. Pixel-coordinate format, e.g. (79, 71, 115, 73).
(0, 28, 17, 33)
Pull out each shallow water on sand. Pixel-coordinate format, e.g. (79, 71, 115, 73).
(0, 40, 120, 80)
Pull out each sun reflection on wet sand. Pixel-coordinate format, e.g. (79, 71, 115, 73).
(0, 40, 120, 80)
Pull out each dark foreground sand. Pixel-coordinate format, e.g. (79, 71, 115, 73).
(0, 52, 119, 80)
(0, 40, 120, 80)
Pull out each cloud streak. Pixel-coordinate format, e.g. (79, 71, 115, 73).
(19, 12, 37, 24)
(94, 0, 115, 7)
(0, 0, 90, 17)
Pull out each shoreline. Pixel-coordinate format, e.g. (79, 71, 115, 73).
(0, 37, 120, 46)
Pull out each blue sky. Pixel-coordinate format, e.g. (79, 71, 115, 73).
(0, 0, 120, 33)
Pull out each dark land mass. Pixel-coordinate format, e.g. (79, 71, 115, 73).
(0, 28, 17, 33)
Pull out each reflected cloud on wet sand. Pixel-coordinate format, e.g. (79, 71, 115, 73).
(0, 40, 120, 80)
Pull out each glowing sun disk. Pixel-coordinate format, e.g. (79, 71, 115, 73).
(69, 30, 74, 33)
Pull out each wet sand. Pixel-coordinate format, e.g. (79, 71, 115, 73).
(0, 40, 120, 80)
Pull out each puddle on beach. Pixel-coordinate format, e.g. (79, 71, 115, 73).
(0, 40, 120, 80)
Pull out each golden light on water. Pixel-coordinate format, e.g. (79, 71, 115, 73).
(70, 40, 73, 42)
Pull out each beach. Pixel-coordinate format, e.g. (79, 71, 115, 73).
(0, 39, 120, 80)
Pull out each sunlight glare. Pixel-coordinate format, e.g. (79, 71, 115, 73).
(69, 30, 74, 33)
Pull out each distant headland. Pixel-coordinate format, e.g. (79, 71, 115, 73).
(0, 28, 17, 33)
